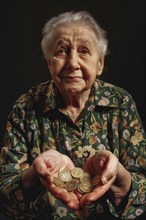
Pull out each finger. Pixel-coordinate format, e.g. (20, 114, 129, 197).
(91, 150, 118, 184)
(39, 174, 53, 188)
(41, 150, 75, 173)
(75, 189, 83, 200)
(101, 154, 118, 185)
(66, 192, 80, 210)
(61, 154, 75, 170)
(48, 183, 73, 203)
(65, 162, 75, 171)
(80, 175, 116, 208)
(48, 183, 80, 209)
(33, 156, 51, 176)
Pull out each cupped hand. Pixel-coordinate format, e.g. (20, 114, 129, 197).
(80, 150, 131, 207)
(78, 150, 117, 207)
(33, 149, 80, 209)
(23, 149, 131, 210)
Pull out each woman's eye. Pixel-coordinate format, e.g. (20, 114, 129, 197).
(80, 48, 89, 54)
(56, 48, 67, 55)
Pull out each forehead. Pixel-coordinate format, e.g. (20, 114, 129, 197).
(52, 23, 97, 46)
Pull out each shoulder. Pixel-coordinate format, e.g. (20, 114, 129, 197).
(9, 80, 54, 121)
(15, 80, 53, 109)
(96, 79, 131, 97)
(94, 79, 135, 108)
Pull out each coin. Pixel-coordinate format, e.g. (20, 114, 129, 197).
(80, 173, 92, 184)
(92, 175, 101, 187)
(53, 167, 97, 193)
(58, 169, 72, 182)
(65, 179, 78, 192)
(53, 177, 65, 188)
(83, 172, 91, 178)
(78, 183, 92, 194)
(70, 167, 84, 179)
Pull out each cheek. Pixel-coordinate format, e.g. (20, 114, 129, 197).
(49, 61, 61, 77)
(83, 61, 98, 79)
(90, 60, 99, 75)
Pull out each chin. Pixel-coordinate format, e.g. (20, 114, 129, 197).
(64, 86, 83, 93)
(66, 86, 90, 95)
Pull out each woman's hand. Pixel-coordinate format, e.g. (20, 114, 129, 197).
(80, 150, 131, 208)
(35, 149, 80, 209)
(33, 149, 75, 185)
(22, 149, 131, 210)
(22, 149, 80, 209)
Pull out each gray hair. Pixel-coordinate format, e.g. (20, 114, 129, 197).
(41, 11, 108, 59)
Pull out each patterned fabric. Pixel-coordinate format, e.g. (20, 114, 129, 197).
(0, 79, 146, 220)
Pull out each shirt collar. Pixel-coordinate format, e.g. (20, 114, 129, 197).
(30, 79, 119, 115)
(92, 79, 120, 108)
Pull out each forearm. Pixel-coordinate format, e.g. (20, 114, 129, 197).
(0, 166, 45, 219)
(107, 168, 146, 219)
(109, 162, 132, 206)
(122, 172, 146, 218)
(21, 165, 46, 201)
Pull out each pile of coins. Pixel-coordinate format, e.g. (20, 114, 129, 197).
(53, 167, 101, 194)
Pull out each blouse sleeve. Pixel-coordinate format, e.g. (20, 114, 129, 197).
(112, 92, 146, 219)
(0, 98, 45, 219)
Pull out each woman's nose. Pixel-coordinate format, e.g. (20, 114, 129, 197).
(66, 51, 80, 70)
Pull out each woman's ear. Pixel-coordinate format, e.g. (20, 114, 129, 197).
(97, 58, 104, 76)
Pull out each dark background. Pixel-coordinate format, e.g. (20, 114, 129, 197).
(0, 0, 145, 218)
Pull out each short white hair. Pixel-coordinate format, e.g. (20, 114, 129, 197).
(41, 11, 108, 59)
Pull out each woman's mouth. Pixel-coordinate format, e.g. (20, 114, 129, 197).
(62, 76, 82, 82)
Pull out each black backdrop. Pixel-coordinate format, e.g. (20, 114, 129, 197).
(0, 0, 146, 144)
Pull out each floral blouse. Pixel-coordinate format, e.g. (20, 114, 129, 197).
(0, 79, 146, 220)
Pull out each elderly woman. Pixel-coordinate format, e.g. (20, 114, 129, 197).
(0, 11, 145, 220)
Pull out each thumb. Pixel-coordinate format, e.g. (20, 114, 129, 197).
(100, 152, 118, 185)
(62, 154, 75, 170)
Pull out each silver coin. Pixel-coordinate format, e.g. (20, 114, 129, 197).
(78, 183, 92, 194)
(70, 167, 84, 179)
(53, 177, 65, 188)
(65, 179, 78, 192)
(80, 174, 92, 184)
(58, 169, 72, 182)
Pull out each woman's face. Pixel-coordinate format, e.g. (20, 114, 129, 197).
(48, 23, 104, 95)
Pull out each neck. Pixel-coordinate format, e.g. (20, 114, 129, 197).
(64, 89, 90, 107)
(62, 89, 91, 122)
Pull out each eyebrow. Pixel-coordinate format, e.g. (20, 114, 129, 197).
(78, 38, 93, 47)
(54, 38, 93, 48)
(55, 39, 67, 47)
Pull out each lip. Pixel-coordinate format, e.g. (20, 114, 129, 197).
(61, 76, 82, 82)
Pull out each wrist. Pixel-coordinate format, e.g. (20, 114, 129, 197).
(108, 183, 132, 214)
(22, 165, 40, 189)
(20, 169, 46, 203)
(109, 162, 131, 206)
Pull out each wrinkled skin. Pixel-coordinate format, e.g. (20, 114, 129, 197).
(22, 149, 131, 210)
(33, 150, 80, 209)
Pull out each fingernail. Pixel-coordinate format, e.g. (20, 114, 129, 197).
(102, 176, 108, 185)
